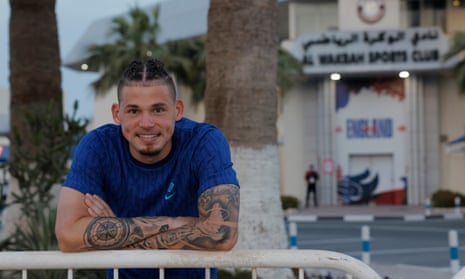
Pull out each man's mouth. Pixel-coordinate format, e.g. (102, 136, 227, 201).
(138, 133, 160, 143)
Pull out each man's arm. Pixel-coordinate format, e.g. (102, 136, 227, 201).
(55, 184, 239, 251)
(122, 184, 239, 250)
(55, 187, 195, 252)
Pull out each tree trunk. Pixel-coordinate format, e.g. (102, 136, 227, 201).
(206, 1, 292, 278)
(4, 0, 62, 239)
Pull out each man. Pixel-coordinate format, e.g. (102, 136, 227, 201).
(55, 59, 240, 279)
(305, 164, 319, 208)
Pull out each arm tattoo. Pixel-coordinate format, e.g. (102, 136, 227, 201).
(83, 217, 170, 250)
(83, 184, 239, 250)
(84, 218, 131, 249)
(129, 184, 240, 250)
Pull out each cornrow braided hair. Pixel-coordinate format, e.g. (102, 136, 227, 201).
(117, 59, 177, 102)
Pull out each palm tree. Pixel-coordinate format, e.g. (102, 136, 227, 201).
(166, 37, 301, 104)
(9, 0, 62, 155)
(164, 36, 207, 104)
(443, 32, 465, 94)
(85, 5, 302, 105)
(206, 1, 292, 278)
(5, 0, 62, 238)
(84, 5, 168, 95)
(278, 48, 304, 95)
(85, 5, 207, 107)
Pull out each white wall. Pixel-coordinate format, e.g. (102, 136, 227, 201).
(0, 88, 9, 114)
(338, 0, 400, 31)
(0, 88, 9, 136)
(91, 87, 117, 129)
(278, 83, 319, 208)
(439, 75, 465, 194)
(289, 1, 338, 38)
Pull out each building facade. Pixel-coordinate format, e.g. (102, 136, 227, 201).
(279, 0, 465, 207)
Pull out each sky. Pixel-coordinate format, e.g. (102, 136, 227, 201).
(0, 0, 164, 120)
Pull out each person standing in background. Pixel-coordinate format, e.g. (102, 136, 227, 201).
(305, 164, 319, 208)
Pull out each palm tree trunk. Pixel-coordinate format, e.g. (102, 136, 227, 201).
(206, 1, 292, 278)
(4, 0, 62, 239)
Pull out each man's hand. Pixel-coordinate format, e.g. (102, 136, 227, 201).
(84, 194, 115, 217)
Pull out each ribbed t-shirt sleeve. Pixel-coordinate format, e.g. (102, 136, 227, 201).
(194, 127, 239, 195)
(63, 131, 106, 199)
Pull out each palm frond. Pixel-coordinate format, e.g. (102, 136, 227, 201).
(82, 5, 301, 102)
(443, 32, 465, 60)
(278, 48, 303, 94)
(444, 32, 465, 94)
(83, 5, 164, 95)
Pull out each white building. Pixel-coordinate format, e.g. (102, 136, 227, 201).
(0, 88, 9, 157)
(63, 0, 465, 207)
(0, 88, 9, 140)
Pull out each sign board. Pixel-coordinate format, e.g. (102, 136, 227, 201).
(291, 27, 449, 74)
(322, 159, 334, 174)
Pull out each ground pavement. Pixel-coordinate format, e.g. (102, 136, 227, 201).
(286, 205, 465, 279)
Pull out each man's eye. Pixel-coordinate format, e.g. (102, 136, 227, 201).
(154, 108, 164, 113)
(128, 109, 138, 114)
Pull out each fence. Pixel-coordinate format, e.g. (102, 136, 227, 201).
(0, 249, 382, 279)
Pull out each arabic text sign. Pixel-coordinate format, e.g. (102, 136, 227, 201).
(294, 27, 448, 74)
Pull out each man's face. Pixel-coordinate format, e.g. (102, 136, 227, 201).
(112, 84, 183, 164)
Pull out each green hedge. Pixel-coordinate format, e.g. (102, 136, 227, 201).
(431, 190, 465, 207)
(281, 195, 299, 210)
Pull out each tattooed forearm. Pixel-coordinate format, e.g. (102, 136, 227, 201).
(128, 184, 240, 250)
(83, 217, 170, 250)
(83, 184, 239, 251)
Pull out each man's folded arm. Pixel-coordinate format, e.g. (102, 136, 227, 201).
(55, 184, 239, 252)
(55, 187, 195, 252)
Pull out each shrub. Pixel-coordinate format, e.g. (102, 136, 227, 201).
(0, 101, 90, 279)
(431, 190, 465, 207)
(281, 195, 299, 210)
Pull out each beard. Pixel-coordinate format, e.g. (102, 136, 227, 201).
(138, 148, 161, 157)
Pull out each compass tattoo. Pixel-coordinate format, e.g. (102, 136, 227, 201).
(83, 217, 168, 250)
(84, 218, 131, 249)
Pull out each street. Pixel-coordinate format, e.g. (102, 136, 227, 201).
(294, 219, 465, 269)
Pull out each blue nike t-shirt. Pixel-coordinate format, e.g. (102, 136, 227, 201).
(63, 117, 239, 279)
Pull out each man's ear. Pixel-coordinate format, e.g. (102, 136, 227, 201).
(175, 99, 184, 121)
(111, 103, 121, 124)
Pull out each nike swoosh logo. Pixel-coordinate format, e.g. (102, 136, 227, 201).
(164, 192, 176, 200)
(164, 182, 176, 200)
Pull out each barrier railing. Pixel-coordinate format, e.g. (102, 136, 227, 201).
(0, 249, 382, 279)
(453, 266, 465, 279)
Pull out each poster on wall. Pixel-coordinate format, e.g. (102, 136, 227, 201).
(335, 77, 408, 205)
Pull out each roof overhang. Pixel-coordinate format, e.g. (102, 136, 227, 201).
(62, 0, 210, 72)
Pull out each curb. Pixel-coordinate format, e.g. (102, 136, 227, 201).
(287, 213, 465, 222)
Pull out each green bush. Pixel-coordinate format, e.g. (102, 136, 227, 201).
(431, 190, 465, 207)
(281, 195, 299, 210)
(0, 101, 91, 279)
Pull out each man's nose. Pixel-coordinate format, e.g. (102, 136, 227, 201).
(140, 113, 155, 127)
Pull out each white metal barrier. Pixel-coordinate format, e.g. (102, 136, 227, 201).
(453, 266, 465, 279)
(0, 249, 382, 279)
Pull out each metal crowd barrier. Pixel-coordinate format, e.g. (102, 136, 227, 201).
(0, 249, 382, 279)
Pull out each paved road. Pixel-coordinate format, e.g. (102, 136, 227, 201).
(295, 219, 465, 269)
